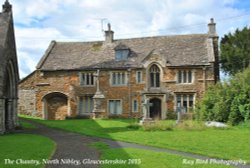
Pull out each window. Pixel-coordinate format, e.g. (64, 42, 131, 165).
(136, 71, 143, 83)
(79, 96, 93, 114)
(80, 73, 95, 86)
(115, 49, 129, 60)
(177, 70, 193, 83)
(150, 65, 160, 88)
(111, 72, 127, 86)
(132, 100, 138, 112)
(109, 100, 122, 114)
(176, 94, 194, 113)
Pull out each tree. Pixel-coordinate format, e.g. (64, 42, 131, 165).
(220, 27, 250, 75)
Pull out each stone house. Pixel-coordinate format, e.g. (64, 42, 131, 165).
(18, 19, 219, 120)
(0, 0, 19, 133)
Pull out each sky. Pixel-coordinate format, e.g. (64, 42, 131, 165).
(4, 0, 250, 78)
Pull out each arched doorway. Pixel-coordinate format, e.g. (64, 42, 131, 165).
(149, 98, 161, 120)
(43, 92, 68, 120)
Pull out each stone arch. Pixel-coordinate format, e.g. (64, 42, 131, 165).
(42, 92, 68, 120)
(146, 63, 163, 89)
(149, 98, 162, 120)
(3, 60, 18, 131)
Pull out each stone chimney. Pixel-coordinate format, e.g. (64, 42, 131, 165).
(2, 0, 12, 13)
(208, 18, 217, 37)
(105, 23, 114, 43)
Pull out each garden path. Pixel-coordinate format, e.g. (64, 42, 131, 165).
(19, 119, 250, 168)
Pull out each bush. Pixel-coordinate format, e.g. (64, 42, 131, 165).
(126, 123, 141, 130)
(237, 120, 250, 129)
(142, 122, 173, 131)
(166, 110, 177, 120)
(175, 120, 206, 131)
(196, 68, 250, 125)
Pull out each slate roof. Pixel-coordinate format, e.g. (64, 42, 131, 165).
(0, 11, 10, 56)
(37, 33, 215, 71)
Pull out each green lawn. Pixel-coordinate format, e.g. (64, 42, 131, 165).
(20, 120, 37, 129)
(89, 142, 233, 168)
(0, 134, 55, 168)
(24, 118, 250, 163)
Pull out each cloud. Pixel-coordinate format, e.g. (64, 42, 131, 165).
(6, 0, 250, 78)
(15, 27, 66, 78)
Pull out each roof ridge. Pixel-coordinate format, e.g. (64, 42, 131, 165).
(51, 33, 209, 44)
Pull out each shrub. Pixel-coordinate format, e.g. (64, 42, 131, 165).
(175, 120, 206, 131)
(126, 123, 141, 130)
(196, 67, 250, 125)
(142, 121, 173, 131)
(237, 120, 250, 129)
(166, 110, 177, 120)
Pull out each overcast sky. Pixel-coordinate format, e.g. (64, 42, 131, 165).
(5, 0, 250, 78)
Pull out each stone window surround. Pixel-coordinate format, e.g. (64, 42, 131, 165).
(149, 64, 161, 88)
(78, 96, 94, 114)
(109, 71, 128, 86)
(136, 71, 143, 84)
(176, 69, 195, 84)
(174, 93, 196, 113)
(108, 99, 123, 115)
(79, 72, 95, 86)
(132, 99, 139, 112)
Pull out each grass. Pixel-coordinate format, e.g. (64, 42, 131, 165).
(20, 120, 37, 129)
(237, 120, 250, 130)
(0, 134, 55, 168)
(22, 117, 250, 163)
(89, 142, 233, 168)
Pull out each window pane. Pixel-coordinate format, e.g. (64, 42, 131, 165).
(178, 71, 182, 83)
(117, 101, 122, 114)
(137, 71, 141, 83)
(183, 71, 187, 83)
(189, 95, 194, 108)
(156, 73, 160, 87)
(79, 97, 83, 114)
(109, 100, 114, 114)
(122, 73, 125, 84)
(112, 73, 116, 85)
(82, 74, 86, 85)
(133, 100, 138, 112)
(150, 73, 154, 87)
(117, 73, 121, 85)
(91, 74, 94, 85)
(188, 71, 192, 83)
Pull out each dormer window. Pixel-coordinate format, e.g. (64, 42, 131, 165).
(115, 49, 129, 61)
(115, 43, 130, 61)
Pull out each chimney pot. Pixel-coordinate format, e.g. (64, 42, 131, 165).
(208, 18, 217, 37)
(105, 23, 114, 43)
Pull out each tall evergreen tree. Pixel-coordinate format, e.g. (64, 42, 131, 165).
(221, 27, 250, 75)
